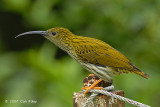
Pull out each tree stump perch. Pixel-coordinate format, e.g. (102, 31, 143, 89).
(73, 90, 125, 107)
(73, 75, 125, 107)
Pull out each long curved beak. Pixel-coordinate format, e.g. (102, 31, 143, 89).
(15, 31, 48, 38)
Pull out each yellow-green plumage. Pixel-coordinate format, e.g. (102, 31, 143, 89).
(16, 27, 149, 83)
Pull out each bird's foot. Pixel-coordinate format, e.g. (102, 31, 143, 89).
(82, 74, 112, 95)
(81, 86, 103, 90)
(82, 78, 103, 95)
(81, 86, 104, 95)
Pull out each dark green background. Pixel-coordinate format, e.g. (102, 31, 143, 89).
(0, 0, 159, 107)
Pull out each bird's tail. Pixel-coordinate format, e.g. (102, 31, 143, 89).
(113, 65, 149, 79)
(133, 67, 149, 79)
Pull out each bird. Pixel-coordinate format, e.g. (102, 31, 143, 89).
(15, 27, 149, 94)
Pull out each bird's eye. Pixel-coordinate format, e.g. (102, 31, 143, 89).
(52, 32, 56, 36)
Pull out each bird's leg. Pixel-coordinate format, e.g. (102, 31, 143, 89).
(88, 74, 95, 76)
(82, 79, 103, 95)
(81, 74, 104, 95)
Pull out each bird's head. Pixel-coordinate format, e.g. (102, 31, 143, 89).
(15, 27, 74, 46)
(45, 27, 73, 41)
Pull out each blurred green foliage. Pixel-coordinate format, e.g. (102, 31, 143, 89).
(0, 0, 160, 107)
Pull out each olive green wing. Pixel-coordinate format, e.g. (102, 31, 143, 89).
(77, 45, 130, 65)
(72, 37, 149, 78)
(72, 40, 134, 72)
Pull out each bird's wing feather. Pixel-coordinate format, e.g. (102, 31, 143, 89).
(72, 37, 134, 71)
(71, 36, 149, 78)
